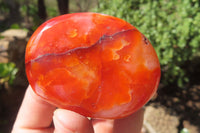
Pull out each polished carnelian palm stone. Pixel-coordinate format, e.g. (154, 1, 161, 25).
(25, 12, 161, 119)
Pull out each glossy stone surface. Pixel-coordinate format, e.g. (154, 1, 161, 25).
(25, 13, 161, 119)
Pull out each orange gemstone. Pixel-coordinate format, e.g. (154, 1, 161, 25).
(25, 13, 161, 119)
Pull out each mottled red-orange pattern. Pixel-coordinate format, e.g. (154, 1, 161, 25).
(25, 12, 161, 119)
